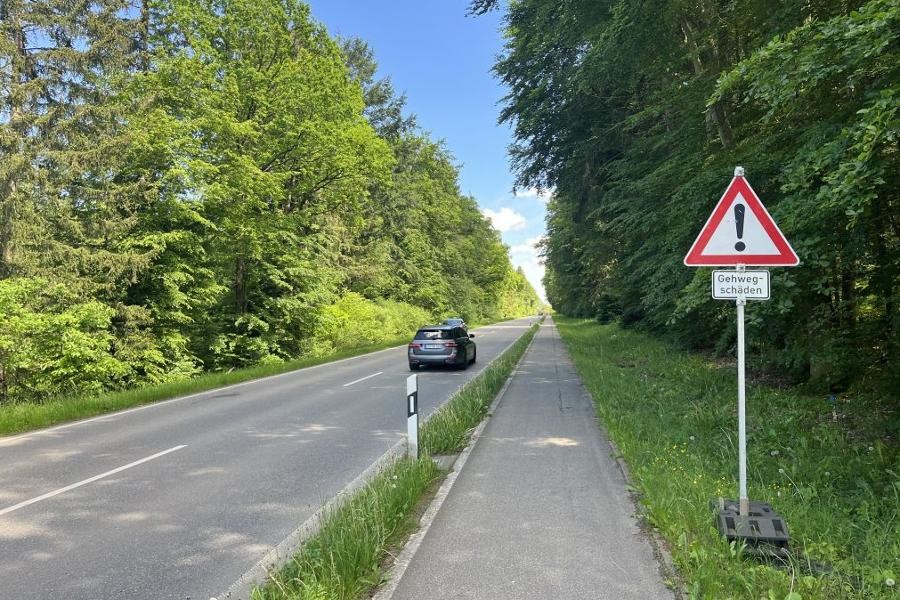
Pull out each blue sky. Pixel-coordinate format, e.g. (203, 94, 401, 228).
(307, 0, 548, 301)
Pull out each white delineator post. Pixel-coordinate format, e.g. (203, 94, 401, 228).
(735, 264, 749, 517)
(406, 374, 419, 459)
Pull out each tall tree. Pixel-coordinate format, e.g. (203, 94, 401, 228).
(485, 0, 897, 389)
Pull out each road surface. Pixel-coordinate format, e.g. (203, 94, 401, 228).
(0, 317, 535, 600)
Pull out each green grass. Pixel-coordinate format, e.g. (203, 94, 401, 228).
(251, 321, 540, 600)
(554, 316, 898, 600)
(0, 337, 411, 436)
(421, 321, 539, 455)
(252, 457, 440, 600)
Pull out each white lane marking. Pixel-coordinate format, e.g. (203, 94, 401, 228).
(0, 344, 410, 445)
(0, 445, 187, 517)
(343, 371, 383, 387)
(0, 318, 529, 446)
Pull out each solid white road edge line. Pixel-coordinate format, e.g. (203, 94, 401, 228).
(0, 445, 187, 517)
(343, 371, 383, 387)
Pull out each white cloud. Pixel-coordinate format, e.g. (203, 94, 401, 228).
(520, 260, 547, 304)
(507, 236, 547, 303)
(482, 207, 527, 232)
(509, 236, 544, 260)
(514, 187, 553, 203)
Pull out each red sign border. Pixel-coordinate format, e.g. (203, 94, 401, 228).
(684, 176, 799, 267)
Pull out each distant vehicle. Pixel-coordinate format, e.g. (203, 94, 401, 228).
(408, 324, 475, 371)
(441, 317, 467, 329)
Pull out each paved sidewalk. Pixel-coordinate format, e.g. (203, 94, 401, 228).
(389, 320, 673, 600)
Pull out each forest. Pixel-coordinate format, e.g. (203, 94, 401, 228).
(0, 0, 541, 405)
(473, 0, 897, 394)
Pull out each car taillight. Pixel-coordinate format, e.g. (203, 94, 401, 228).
(444, 341, 457, 348)
(409, 343, 421, 349)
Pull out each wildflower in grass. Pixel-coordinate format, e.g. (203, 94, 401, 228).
(886, 578, 895, 587)
(778, 468, 785, 474)
(868, 446, 874, 452)
(824, 471, 830, 476)
(770, 450, 779, 456)
(689, 435, 695, 441)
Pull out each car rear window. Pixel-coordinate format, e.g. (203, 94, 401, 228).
(415, 329, 454, 340)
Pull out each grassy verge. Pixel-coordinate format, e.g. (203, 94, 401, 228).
(252, 457, 440, 600)
(555, 316, 898, 600)
(252, 321, 540, 600)
(0, 337, 411, 436)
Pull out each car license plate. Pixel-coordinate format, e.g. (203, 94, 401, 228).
(425, 344, 441, 349)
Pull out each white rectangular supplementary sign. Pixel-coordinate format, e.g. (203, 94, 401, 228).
(712, 270, 770, 300)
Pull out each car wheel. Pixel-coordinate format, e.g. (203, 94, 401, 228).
(409, 363, 419, 371)
(470, 347, 476, 365)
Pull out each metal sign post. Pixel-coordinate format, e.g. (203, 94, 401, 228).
(684, 166, 798, 547)
(735, 266, 749, 516)
(406, 374, 419, 459)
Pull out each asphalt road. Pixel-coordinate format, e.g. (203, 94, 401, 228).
(0, 317, 536, 600)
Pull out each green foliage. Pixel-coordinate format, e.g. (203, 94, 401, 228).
(491, 0, 898, 392)
(0, 0, 541, 408)
(312, 293, 429, 356)
(556, 316, 899, 599)
(0, 278, 124, 402)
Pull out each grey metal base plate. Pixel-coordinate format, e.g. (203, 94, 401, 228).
(715, 498, 790, 548)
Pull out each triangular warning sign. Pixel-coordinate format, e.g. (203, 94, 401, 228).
(684, 174, 799, 266)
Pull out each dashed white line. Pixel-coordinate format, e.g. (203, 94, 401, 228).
(0, 343, 410, 446)
(0, 320, 528, 446)
(343, 372, 383, 387)
(0, 445, 187, 517)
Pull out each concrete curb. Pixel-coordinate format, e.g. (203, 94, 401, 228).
(214, 321, 539, 600)
(605, 435, 686, 600)
(372, 324, 540, 600)
(216, 438, 407, 600)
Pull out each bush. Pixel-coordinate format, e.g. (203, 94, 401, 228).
(0, 277, 201, 404)
(313, 293, 429, 355)
(0, 278, 127, 402)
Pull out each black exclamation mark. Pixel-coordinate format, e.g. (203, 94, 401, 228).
(734, 204, 746, 252)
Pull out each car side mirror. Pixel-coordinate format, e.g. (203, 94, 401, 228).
(469, 333, 475, 338)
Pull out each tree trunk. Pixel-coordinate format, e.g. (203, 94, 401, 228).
(139, 0, 150, 71)
(0, 3, 28, 277)
(0, 363, 7, 404)
(0, 182, 15, 278)
(680, 18, 735, 149)
(234, 256, 247, 314)
(707, 100, 735, 148)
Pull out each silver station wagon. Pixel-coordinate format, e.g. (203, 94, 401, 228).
(408, 325, 476, 371)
